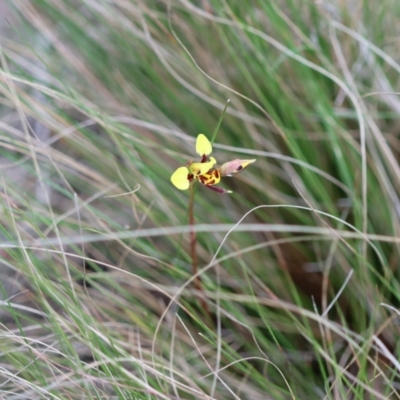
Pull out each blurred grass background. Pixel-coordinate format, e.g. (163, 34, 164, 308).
(1, 0, 400, 398)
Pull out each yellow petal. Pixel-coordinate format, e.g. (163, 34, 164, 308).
(220, 159, 256, 176)
(196, 133, 212, 156)
(171, 166, 190, 190)
(189, 157, 216, 176)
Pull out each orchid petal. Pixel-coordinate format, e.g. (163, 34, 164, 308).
(196, 133, 212, 156)
(205, 185, 232, 194)
(171, 166, 190, 190)
(189, 157, 216, 176)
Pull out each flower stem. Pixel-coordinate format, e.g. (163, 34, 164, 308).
(188, 183, 208, 312)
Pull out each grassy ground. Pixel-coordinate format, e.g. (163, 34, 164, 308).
(1, 0, 400, 398)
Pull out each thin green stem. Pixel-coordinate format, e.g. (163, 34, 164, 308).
(211, 99, 230, 144)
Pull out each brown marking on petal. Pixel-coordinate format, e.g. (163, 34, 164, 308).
(201, 155, 207, 163)
(207, 179, 216, 185)
(187, 173, 194, 181)
(236, 165, 243, 171)
(215, 170, 220, 178)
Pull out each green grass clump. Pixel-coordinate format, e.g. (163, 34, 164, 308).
(0, 0, 400, 398)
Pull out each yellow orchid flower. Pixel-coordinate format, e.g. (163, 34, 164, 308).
(171, 134, 255, 193)
(171, 134, 217, 190)
(170, 157, 217, 190)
